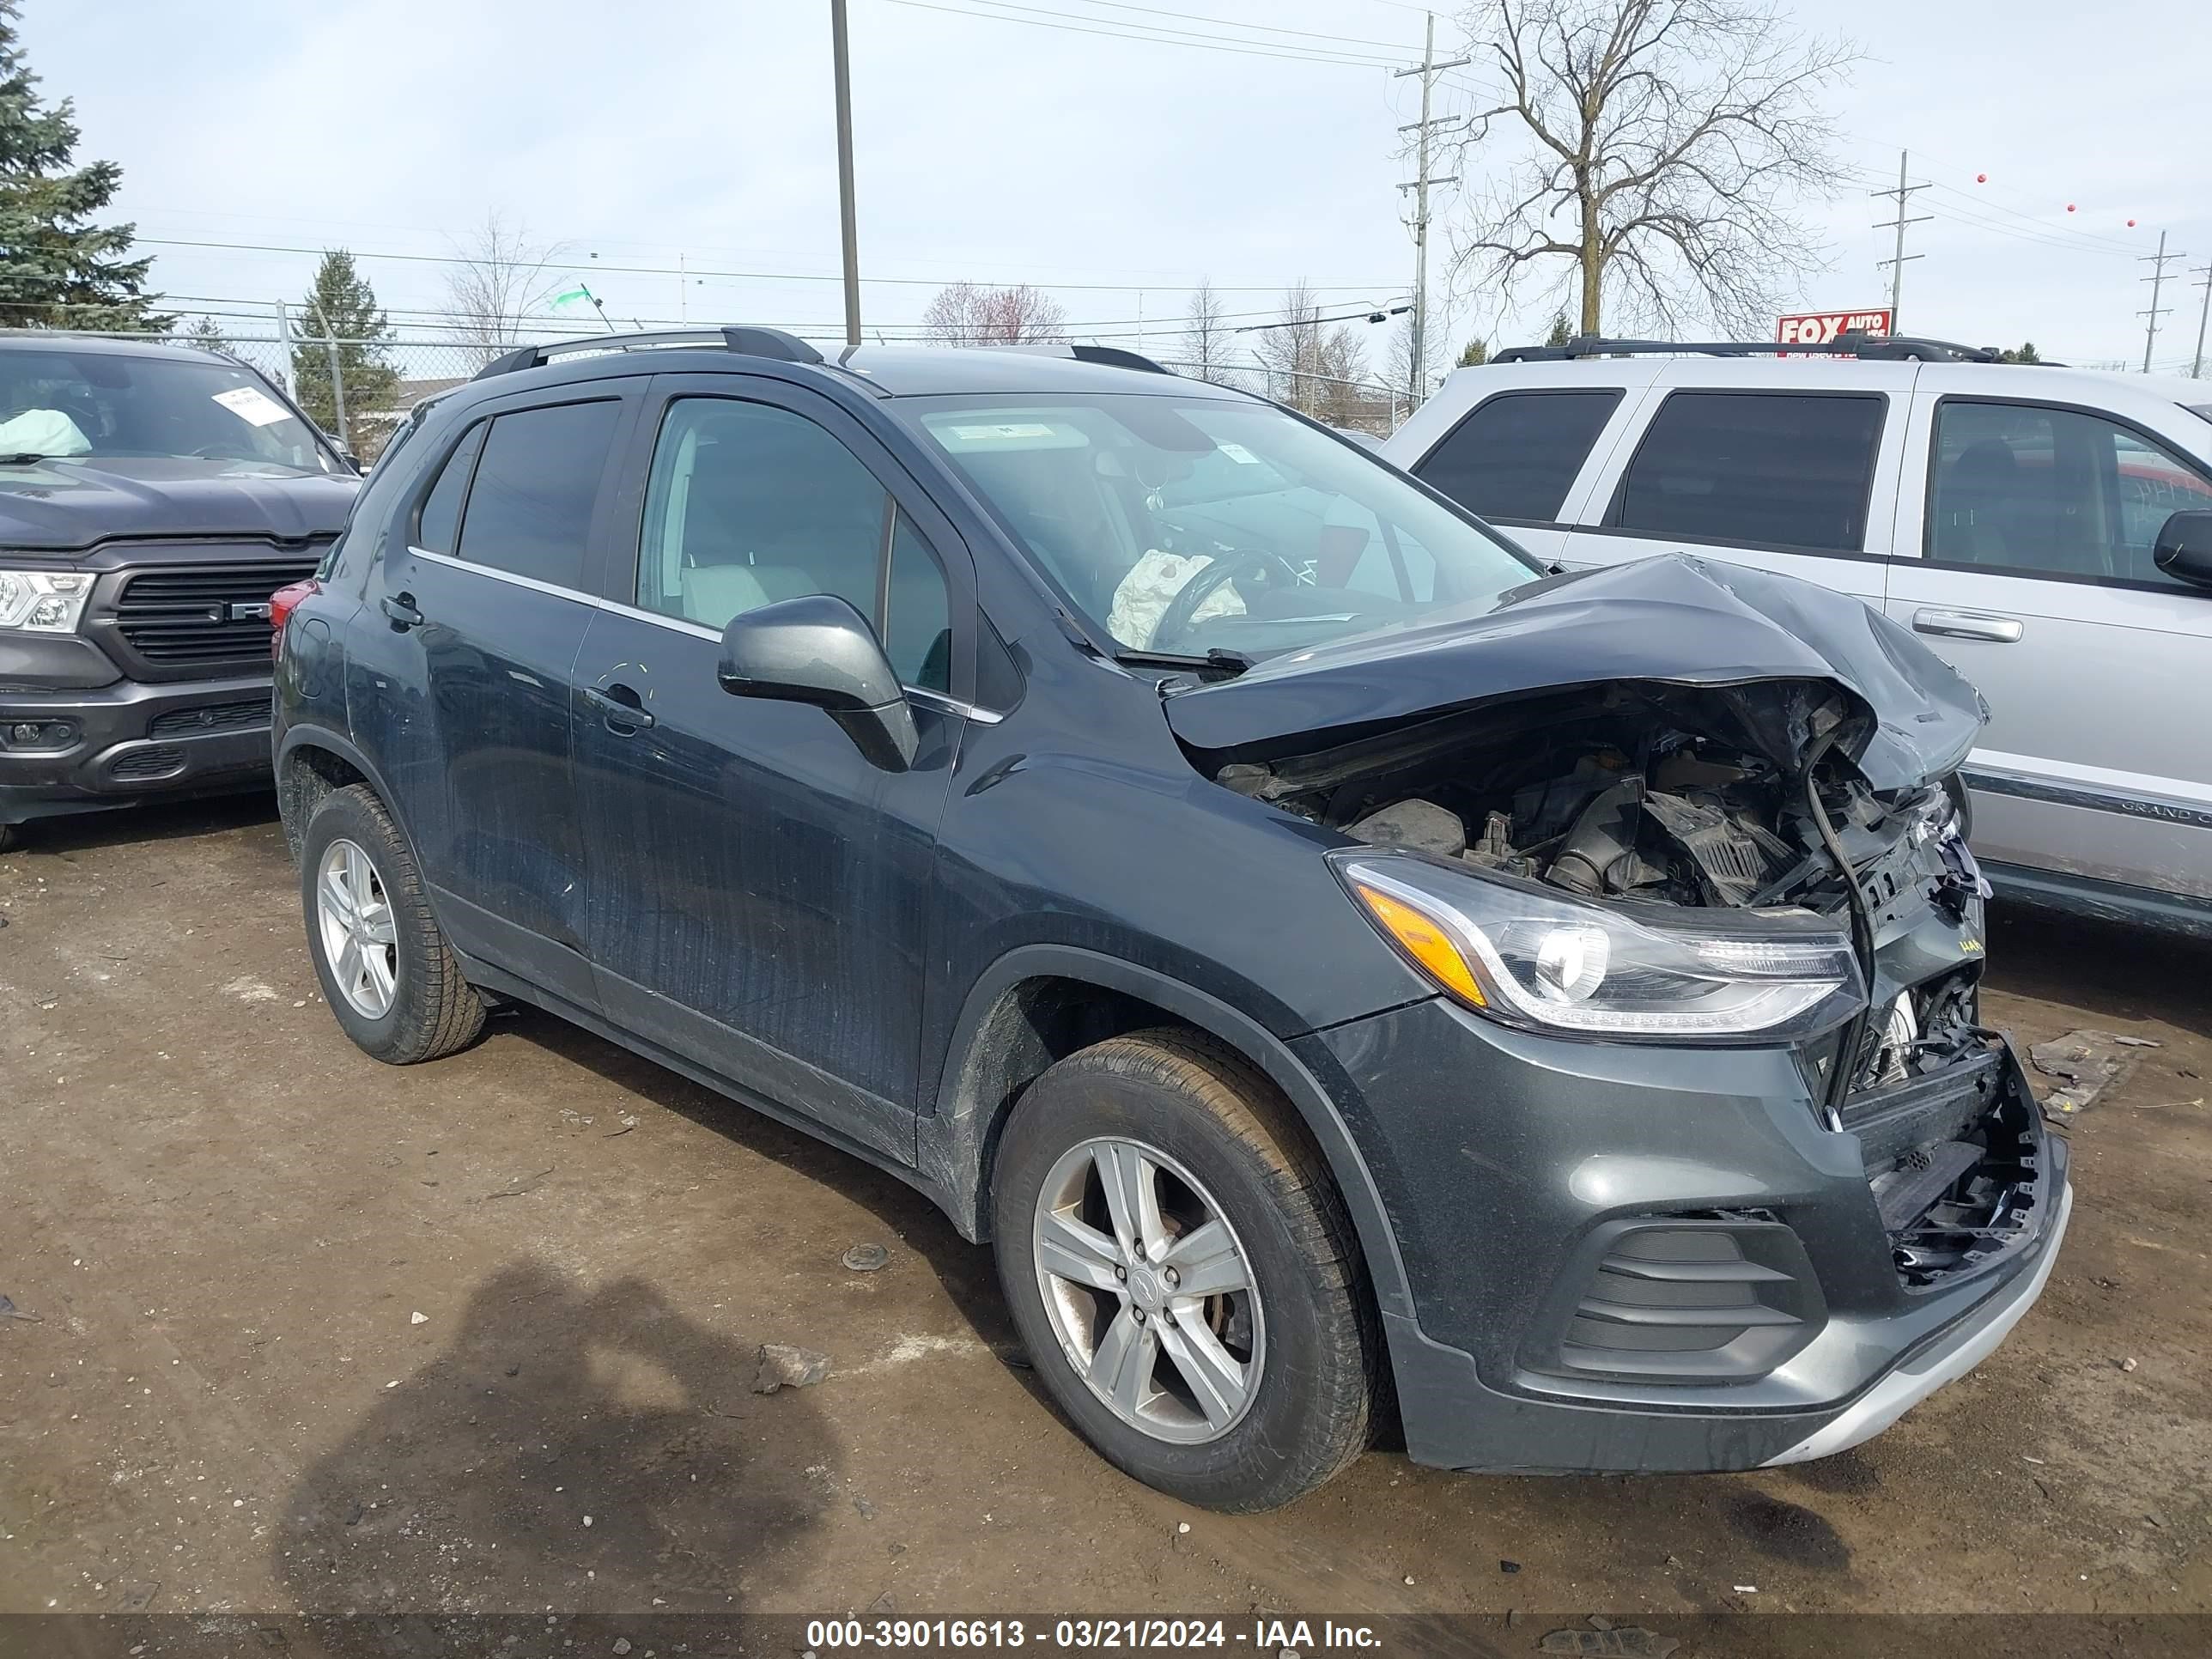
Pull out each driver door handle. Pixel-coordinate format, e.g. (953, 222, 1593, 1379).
(585, 683, 655, 732)
(380, 592, 424, 629)
(1912, 607, 2023, 644)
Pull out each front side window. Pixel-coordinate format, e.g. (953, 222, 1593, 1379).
(1612, 391, 1885, 553)
(452, 401, 620, 590)
(635, 398, 952, 691)
(900, 392, 1539, 660)
(1929, 399, 2212, 585)
(1413, 388, 1624, 523)
(0, 347, 343, 474)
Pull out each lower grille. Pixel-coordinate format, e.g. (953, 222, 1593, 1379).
(1551, 1218, 1823, 1382)
(148, 700, 270, 739)
(114, 559, 321, 668)
(110, 745, 188, 782)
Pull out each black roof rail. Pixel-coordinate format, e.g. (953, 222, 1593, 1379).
(1489, 331, 2002, 365)
(982, 343, 1176, 376)
(472, 325, 826, 380)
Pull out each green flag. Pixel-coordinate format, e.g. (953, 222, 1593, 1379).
(551, 285, 593, 309)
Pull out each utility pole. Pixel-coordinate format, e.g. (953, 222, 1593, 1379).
(2191, 264, 2211, 380)
(830, 0, 862, 347)
(1870, 149, 1929, 331)
(2138, 231, 2185, 374)
(1395, 13, 1468, 405)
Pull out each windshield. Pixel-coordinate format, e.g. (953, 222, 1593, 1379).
(0, 347, 341, 475)
(903, 392, 1540, 659)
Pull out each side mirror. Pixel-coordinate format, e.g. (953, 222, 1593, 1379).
(2154, 510, 2212, 588)
(717, 592, 919, 772)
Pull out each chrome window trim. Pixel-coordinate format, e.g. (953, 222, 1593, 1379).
(404, 546, 1004, 723)
(407, 544, 588, 605)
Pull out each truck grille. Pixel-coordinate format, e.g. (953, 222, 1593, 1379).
(114, 560, 321, 668)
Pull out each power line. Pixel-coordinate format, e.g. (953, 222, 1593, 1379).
(1049, 0, 1419, 52)
(869, 0, 1413, 68)
(135, 236, 1396, 296)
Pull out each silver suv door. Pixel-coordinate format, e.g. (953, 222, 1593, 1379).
(1886, 388, 2212, 914)
(1556, 362, 1920, 607)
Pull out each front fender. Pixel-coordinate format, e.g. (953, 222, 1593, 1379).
(920, 942, 1422, 1331)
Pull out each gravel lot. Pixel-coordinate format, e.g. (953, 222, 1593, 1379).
(2, 797, 2209, 1650)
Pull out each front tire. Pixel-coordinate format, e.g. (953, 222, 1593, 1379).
(301, 784, 484, 1064)
(991, 1030, 1377, 1511)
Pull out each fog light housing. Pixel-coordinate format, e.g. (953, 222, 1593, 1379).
(2, 719, 78, 751)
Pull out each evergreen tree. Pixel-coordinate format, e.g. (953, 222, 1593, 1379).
(1457, 336, 1490, 368)
(0, 1, 167, 330)
(1545, 310, 1573, 348)
(180, 313, 231, 352)
(291, 249, 398, 449)
(1999, 341, 2041, 364)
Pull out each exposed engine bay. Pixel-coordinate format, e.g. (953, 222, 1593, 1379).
(1215, 679, 1980, 922)
(1212, 675, 2041, 1288)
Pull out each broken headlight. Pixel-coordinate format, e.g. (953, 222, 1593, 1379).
(1332, 851, 1864, 1042)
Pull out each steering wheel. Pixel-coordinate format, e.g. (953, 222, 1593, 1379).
(1149, 549, 1305, 651)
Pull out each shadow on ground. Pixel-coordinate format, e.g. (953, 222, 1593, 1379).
(510, 1008, 1024, 1357)
(273, 1261, 836, 1623)
(1987, 902, 2212, 1041)
(3, 791, 280, 860)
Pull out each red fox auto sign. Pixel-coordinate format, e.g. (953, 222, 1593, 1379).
(1777, 309, 1893, 345)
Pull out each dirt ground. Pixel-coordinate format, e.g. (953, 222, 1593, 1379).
(3, 796, 2209, 1650)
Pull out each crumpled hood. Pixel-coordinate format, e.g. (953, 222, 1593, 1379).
(1161, 553, 1987, 790)
(0, 454, 358, 552)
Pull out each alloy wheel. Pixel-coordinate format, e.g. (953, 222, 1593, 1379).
(1031, 1136, 1265, 1443)
(315, 837, 399, 1019)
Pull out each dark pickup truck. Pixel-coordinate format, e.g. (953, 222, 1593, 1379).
(0, 333, 360, 850)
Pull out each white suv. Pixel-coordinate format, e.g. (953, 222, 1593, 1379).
(1384, 340, 2212, 937)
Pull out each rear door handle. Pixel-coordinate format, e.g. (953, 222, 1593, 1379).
(584, 683, 655, 732)
(380, 592, 424, 629)
(1912, 607, 2023, 644)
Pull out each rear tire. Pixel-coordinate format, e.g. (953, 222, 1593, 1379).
(301, 784, 484, 1064)
(991, 1029, 1377, 1511)
(0, 823, 19, 855)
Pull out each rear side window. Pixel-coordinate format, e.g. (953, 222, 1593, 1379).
(452, 400, 622, 589)
(413, 423, 484, 555)
(1413, 389, 1623, 522)
(1612, 392, 1885, 552)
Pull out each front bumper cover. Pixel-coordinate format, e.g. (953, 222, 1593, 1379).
(1297, 994, 2070, 1474)
(0, 672, 275, 825)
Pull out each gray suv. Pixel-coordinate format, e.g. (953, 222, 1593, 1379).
(272, 328, 2068, 1510)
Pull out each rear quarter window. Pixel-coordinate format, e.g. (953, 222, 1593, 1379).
(1413, 388, 1624, 522)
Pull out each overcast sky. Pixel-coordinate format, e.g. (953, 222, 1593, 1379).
(22, 0, 2212, 377)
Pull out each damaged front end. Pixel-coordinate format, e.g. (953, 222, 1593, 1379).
(1167, 557, 2051, 1297)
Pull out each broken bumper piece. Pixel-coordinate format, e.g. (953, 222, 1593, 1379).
(1762, 1180, 2072, 1465)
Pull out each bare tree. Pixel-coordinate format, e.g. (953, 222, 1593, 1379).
(1182, 281, 1234, 382)
(920, 283, 1068, 346)
(1253, 283, 1380, 426)
(1449, 0, 1858, 337)
(1252, 283, 1323, 411)
(441, 211, 563, 367)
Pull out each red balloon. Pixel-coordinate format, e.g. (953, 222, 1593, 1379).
(2066, 203, 2076, 212)
(2127, 218, 2137, 228)
(1975, 173, 1987, 183)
